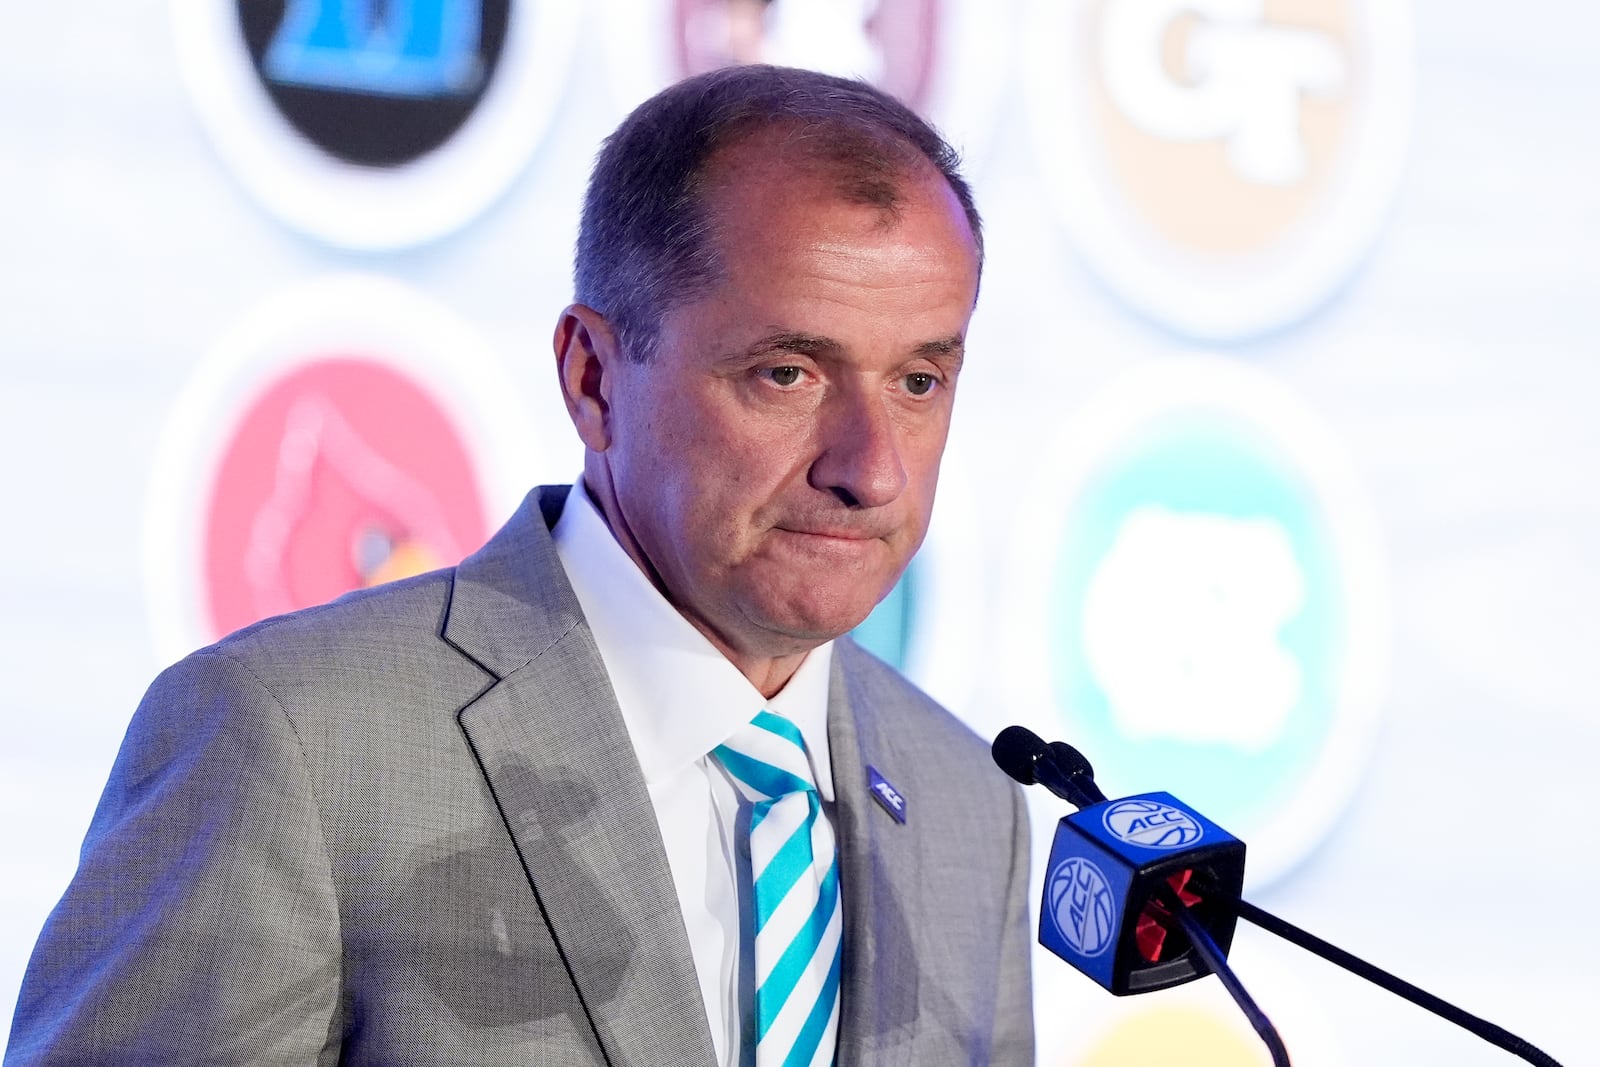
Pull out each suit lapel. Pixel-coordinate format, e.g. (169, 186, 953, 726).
(446, 487, 717, 1067)
(828, 642, 921, 1067)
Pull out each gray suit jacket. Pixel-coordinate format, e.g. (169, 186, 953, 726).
(7, 487, 1034, 1066)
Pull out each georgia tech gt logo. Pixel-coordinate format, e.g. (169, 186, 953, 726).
(1100, 0, 1347, 188)
(1024, 0, 1413, 339)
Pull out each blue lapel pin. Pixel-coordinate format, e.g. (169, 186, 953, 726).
(866, 765, 906, 824)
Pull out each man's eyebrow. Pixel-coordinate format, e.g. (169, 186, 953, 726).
(746, 331, 840, 358)
(743, 331, 967, 363)
(916, 335, 966, 365)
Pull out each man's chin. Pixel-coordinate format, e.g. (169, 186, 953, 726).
(746, 595, 886, 651)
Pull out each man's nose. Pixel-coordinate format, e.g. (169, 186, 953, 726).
(809, 391, 908, 509)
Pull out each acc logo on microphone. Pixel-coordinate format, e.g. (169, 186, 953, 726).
(1047, 857, 1118, 958)
(171, 0, 579, 248)
(1022, 0, 1412, 338)
(1102, 798, 1203, 850)
(1006, 356, 1388, 888)
(143, 274, 560, 661)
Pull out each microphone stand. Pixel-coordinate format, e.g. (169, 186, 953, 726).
(1228, 898, 1565, 1067)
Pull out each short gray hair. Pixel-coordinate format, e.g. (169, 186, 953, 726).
(574, 64, 983, 363)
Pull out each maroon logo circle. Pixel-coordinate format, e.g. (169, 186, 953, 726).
(672, 0, 940, 110)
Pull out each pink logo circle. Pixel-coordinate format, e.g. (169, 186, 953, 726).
(202, 356, 489, 638)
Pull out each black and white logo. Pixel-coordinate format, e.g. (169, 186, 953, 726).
(236, 0, 508, 167)
(173, 0, 579, 248)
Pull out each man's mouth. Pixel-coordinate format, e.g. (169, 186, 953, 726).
(774, 523, 891, 542)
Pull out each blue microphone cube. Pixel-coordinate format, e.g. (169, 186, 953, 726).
(1038, 791, 1246, 995)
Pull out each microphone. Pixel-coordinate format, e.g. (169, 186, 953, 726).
(992, 726, 1243, 996)
(991, 725, 1105, 809)
(1046, 740, 1106, 803)
(994, 726, 1568, 1067)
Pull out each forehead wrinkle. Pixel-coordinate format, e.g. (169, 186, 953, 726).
(804, 228, 979, 296)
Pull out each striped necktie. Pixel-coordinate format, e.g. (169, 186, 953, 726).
(713, 709, 842, 1067)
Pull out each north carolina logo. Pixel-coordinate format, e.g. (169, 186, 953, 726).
(1102, 798, 1204, 850)
(1048, 857, 1119, 958)
(1004, 356, 1389, 888)
(1023, 0, 1413, 338)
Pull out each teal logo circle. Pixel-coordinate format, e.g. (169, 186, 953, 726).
(1056, 415, 1341, 827)
(1011, 359, 1387, 887)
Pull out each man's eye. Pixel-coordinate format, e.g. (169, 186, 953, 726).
(905, 372, 938, 396)
(766, 366, 803, 387)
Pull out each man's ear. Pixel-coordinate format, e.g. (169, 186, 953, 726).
(554, 303, 622, 453)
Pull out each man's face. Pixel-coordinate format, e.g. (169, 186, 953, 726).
(594, 138, 981, 661)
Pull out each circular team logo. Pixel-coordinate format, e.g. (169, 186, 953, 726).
(672, 0, 940, 110)
(1102, 798, 1203, 849)
(598, 0, 1013, 168)
(1023, 0, 1413, 338)
(1048, 857, 1118, 958)
(1006, 356, 1389, 888)
(144, 274, 570, 661)
(172, 0, 580, 248)
(1076, 1006, 1268, 1067)
(234, 0, 510, 167)
(200, 358, 486, 639)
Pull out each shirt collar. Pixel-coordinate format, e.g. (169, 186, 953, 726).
(552, 481, 835, 800)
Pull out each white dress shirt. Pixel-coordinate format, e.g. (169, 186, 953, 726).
(552, 482, 836, 1067)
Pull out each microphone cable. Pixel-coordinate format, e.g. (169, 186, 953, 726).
(1152, 881, 1291, 1067)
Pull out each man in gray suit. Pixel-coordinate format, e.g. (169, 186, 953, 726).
(6, 66, 1034, 1066)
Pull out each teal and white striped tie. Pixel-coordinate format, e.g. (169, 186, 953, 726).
(714, 709, 842, 1067)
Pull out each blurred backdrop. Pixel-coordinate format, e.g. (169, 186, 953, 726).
(2, 1, 1596, 1062)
